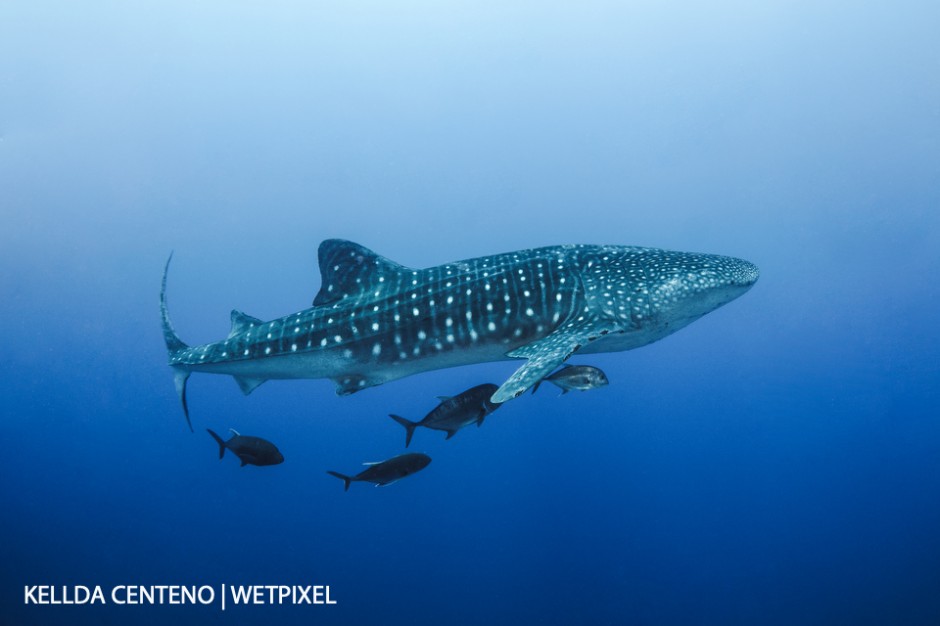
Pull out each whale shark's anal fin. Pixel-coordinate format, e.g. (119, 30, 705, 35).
(492, 319, 619, 403)
(233, 376, 266, 395)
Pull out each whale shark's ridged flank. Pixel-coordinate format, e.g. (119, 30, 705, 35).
(162, 239, 759, 429)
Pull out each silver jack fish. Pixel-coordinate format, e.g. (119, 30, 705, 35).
(389, 383, 501, 447)
(532, 365, 610, 395)
(207, 428, 284, 467)
(327, 453, 432, 491)
(161, 239, 758, 430)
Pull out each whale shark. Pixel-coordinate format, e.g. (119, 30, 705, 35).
(161, 239, 758, 431)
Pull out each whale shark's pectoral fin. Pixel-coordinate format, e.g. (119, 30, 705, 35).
(493, 319, 619, 403)
(493, 349, 572, 404)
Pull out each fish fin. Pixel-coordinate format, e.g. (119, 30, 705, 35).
(477, 410, 486, 427)
(494, 354, 569, 404)
(531, 380, 542, 395)
(326, 471, 352, 491)
(233, 376, 266, 395)
(227, 311, 268, 394)
(377, 480, 398, 487)
(206, 429, 226, 460)
(240, 459, 248, 467)
(313, 240, 411, 307)
(229, 428, 241, 437)
(493, 318, 619, 403)
(436, 395, 452, 402)
(173, 369, 193, 432)
(561, 389, 569, 395)
(331, 374, 378, 396)
(362, 461, 382, 466)
(228, 309, 264, 339)
(389, 414, 417, 448)
(444, 430, 457, 440)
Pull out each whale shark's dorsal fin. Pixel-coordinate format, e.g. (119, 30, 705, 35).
(313, 239, 410, 307)
(229, 310, 264, 338)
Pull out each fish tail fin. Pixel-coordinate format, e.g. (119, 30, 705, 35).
(326, 471, 352, 492)
(206, 429, 226, 459)
(161, 253, 194, 432)
(389, 414, 417, 448)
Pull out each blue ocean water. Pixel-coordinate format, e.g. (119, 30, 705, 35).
(2, 1, 939, 624)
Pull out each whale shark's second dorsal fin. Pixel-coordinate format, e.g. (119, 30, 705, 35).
(313, 239, 410, 307)
(229, 310, 264, 338)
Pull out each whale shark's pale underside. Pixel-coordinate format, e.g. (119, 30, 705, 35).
(162, 239, 759, 431)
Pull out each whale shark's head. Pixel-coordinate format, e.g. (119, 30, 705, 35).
(578, 246, 759, 350)
(645, 251, 759, 329)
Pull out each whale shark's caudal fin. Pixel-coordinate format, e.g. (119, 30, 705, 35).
(172, 370, 192, 431)
(161, 253, 193, 432)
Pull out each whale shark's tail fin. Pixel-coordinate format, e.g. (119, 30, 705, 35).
(389, 414, 418, 448)
(161, 253, 193, 432)
(326, 471, 353, 492)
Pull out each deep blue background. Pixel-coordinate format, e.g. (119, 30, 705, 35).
(2, 1, 938, 624)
